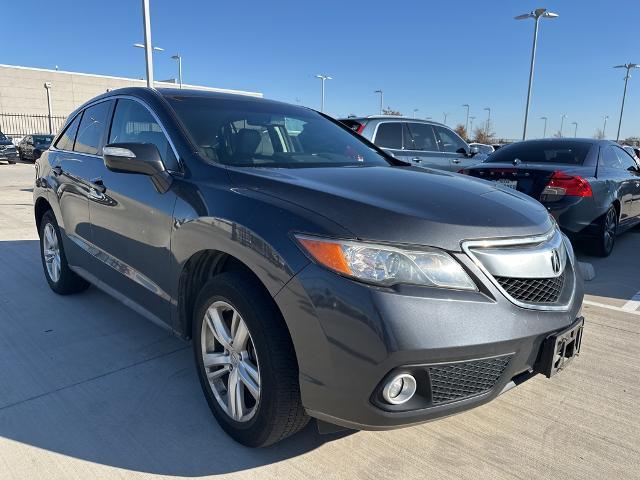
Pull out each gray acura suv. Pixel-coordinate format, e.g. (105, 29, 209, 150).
(33, 88, 584, 447)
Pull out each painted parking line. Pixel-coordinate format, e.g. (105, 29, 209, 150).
(584, 299, 640, 316)
(621, 291, 640, 312)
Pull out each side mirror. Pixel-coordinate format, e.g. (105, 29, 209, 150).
(469, 145, 480, 156)
(103, 142, 172, 192)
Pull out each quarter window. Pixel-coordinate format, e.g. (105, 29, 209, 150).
(54, 114, 81, 151)
(108, 99, 178, 170)
(74, 101, 112, 155)
(433, 125, 467, 153)
(374, 122, 403, 149)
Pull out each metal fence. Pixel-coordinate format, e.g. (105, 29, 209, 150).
(0, 113, 67, 138)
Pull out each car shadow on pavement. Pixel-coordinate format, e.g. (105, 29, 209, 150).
(0, 240, 352, 476)
(575, 229, 640, 302)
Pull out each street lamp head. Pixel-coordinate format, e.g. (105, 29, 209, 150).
(515, 8, 558, 20)
(374, 89, 382, 94)
(133, 43, 145, 48)
(44, 82, 52, 89)
(134, 43, 163, 52)
(315, 74, 332, 80)
(171, 54, 181, 60)
(462, 104, 469, 108)
(540, 116, 547, 120)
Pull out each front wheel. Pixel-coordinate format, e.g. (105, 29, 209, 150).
(592, 206, 617, 257)
(193, 272, 308, 447)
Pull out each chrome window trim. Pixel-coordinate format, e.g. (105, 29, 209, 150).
(50, 95, 183, 174)
(461, 228, 576, 312)
(371, 120, 406, 151)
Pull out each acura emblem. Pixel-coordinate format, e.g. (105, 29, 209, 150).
(550, 249, 561, 275)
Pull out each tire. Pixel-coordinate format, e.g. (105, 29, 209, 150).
(193, 271, 308, 447)
(8, 160, 16, 164)
(39, 210, 90, 294)
(592, 206, 618, 257)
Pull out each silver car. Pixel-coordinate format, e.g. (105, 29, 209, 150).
(339, 116, 482, 171)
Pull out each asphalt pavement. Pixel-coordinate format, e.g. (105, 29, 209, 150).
(0, 162, 638, 480)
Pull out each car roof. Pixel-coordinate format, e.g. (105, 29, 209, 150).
(505, 138, 612, 147)
(337, 116, 450, 128)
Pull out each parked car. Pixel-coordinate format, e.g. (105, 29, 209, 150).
(0, 131, 18, 164)
(34, 88, 584, 447)
(18, 134, 54, 161)
(339, 116, 483, 171)
(460, 139, 640, 256)
(469, 142, 495, 156)
(622, 145, 640, 162)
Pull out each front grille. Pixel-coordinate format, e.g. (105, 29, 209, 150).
(495, 273, 565, 303)
(429, 356, 511, 404)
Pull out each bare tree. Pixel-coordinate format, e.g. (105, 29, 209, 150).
(473, 120, 495, 144)
(382, 107, 402, 116)
(454, 124, 468, 141)
(593, 129, 605, 139)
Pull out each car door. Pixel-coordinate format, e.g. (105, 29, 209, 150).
(49, 102, 113, 268)
(371, 121, 407, 161)
(599, 145, 636, 224)
(402, 122, 449, 169)
(433, 125, 475, 171)
(613, 146, 640, 220)
(87, 97, 180, 322)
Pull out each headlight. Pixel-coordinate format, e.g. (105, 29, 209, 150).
(295, 235, 476, 290)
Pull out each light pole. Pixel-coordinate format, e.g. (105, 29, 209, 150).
(515, 8, 559, 140)
(138, 0, 162, 88)
(443, 112, 449, 124)
(469, 116, 476, 138)
(603, 115, 609, 138)
(540, 116, 548, 137)
(484, 107, 491, 135)
(413, 108, 419, 119)
(613, 63, 640, 141)
(559, 114, 567, 137)
(571, 121, 578, 137)
(44, 82, 53, 134)
(170, 54, 183, 89)
(374, 90, 383, 115)
(315, 74, 332, 113)
(462, 104, 470, 134)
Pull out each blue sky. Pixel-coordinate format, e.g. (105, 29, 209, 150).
(1, 0, 639, 139)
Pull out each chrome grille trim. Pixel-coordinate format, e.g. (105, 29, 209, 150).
(461, 228, 575, 311)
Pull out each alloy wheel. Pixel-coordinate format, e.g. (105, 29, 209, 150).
(43, 223, 61, 283)
(201, 301, 261, 422)
(603, 208, 617, 253)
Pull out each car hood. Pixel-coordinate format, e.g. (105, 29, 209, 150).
(227, 166, 552, 251)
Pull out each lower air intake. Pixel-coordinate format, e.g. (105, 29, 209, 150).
(429, 356, 511, 404)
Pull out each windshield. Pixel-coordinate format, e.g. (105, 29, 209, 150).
(34, 135, 53, 144)
(165, 96, 390, 168)
(485, 140, 591, 165)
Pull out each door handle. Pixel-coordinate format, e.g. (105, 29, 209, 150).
(90, 178, 107, 194)
(412, 157, 421, 163)
(452, 159, 461, 164)
(52, 166, 63, 176)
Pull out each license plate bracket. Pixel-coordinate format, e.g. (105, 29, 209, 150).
(540, 317, 584, 378)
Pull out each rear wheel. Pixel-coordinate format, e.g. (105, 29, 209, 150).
(592, 206, 617, 257)
(193, 272, 308, 447)
(39, 210, 90, 294)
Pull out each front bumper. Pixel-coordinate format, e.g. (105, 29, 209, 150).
(274, 253, 584, 430)
(0, 151, 18, 161)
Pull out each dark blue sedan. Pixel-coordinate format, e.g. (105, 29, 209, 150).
(461, 139, 640, 256)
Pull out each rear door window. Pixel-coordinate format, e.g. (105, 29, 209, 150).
(54, 114, 81, 151)
(374, 122, 402, 149)
(613, 146, 638, 170)
(405, 123, 438, 151)
(74, 101, 112, 155)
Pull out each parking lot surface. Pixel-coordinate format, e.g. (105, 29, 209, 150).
(0, 162, 638, 480)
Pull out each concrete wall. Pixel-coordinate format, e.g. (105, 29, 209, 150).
(0, 64, 262, 117)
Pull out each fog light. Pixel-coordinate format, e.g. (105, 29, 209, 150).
(382, 373, 417, 405)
